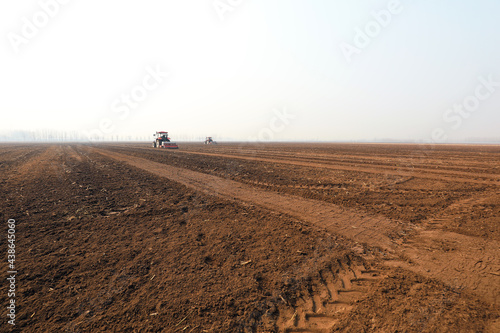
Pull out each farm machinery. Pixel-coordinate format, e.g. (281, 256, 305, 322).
(204, 137, 217, 144)
(152, 131, 178, 149)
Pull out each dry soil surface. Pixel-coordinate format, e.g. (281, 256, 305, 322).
(0, 143, 498, 332)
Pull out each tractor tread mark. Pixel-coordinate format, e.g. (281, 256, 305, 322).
(275, 260, 385, 332)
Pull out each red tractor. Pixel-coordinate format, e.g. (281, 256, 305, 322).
(204, 137, 217, 144)
(152, 131, 178, 149)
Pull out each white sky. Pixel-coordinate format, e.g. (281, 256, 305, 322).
(1, 0, 499, 142)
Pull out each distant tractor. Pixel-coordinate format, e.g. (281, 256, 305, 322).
(204, 137, 217, 144)
(153, 131, 178, 149)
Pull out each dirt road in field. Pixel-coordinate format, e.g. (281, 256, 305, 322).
(95, 147, 500, 306)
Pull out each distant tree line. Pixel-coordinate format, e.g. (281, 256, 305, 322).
(0, 130, 150, 142)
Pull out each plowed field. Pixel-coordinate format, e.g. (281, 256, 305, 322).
(1, 143, 498, 332)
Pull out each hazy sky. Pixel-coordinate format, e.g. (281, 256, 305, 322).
(1, 0, 499, 142)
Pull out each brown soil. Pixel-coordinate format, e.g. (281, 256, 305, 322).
(102, 142, 500, 241)
(0, 143, 498, 332)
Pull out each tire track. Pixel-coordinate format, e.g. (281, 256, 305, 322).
(93, 147, 500, 306)
(208, 148, 499, 174)
(113, 143, 500, 172)
(103, 144, 500, 183)
(170, 150, 500, 186)
(276, 260, 385, 333)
